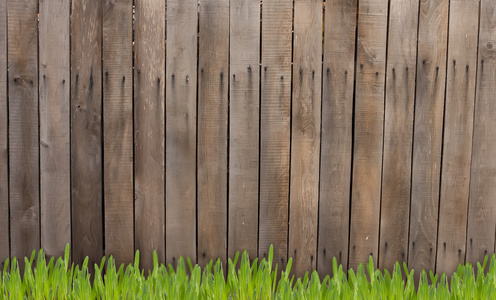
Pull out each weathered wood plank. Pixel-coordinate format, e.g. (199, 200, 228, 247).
(166, 0, 198, 266)
(103, 0, 134, 266)
(39, 0, 71, 260)
(7, 0, 40, 264)
(408, 0, 449, 278)
(348, 0, 388, 270)
(259, 0, 293, 268)
(288, 0, 322, 278)
(0, 0, 8, 269)
(378, 0, 419, 271)
(197, 0, 229, 266)
(466, 0, 496, 267)
(318, 0, 357, 275)
(228, 0, 260, 260)
(134, 0, 166, 271)
(436, 0, 479, 276)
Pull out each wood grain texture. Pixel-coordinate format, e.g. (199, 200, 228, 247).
(408, 0, 449, 278)
(288, 0, 322, 278)
(466, 0, 496, 267)
(134, 0, 166, 271)
(228, 0, 260, 260)
(378, 0, 419, 272)
(103, 0, 134, 266)
(436, 0, 479, 276)
(7, 0, 40, 264)
(166, 0, 198, 266)
(259, 0, 293, 268)
(348, 0, 388, 270)
(0, 0, 8, 269)
(197, 0, 229, 267)
(318, 0, 357, 275)
(39, 0, 71, 260)
(71, 0, 103, 268)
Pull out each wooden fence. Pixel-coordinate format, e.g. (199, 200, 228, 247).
(0, 0, 495, 279)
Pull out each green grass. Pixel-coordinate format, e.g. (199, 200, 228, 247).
(0, 244, 495, 299)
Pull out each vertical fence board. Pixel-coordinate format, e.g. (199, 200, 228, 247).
(259, 0, 293, 267)
(71, 0, 103, 267)
(348, 0, 388, 270)
(103, 0, 134, 266)
(288, 0, 322, 278)
(166, 0, 198, 265)
(318, 0, 357, 275)
(228, 0, 260, 259)
(0, 0, 8, 268)
(7, 0, 40, 264)
(436, 0, 479, 276)
(466, 0, 496, 267)
(378, 0, 419, 271)
(39, 0, 71, 259)
(408, 0, 449, 277)
(134, 0, 166, 270)
(197, 0, 229, 266)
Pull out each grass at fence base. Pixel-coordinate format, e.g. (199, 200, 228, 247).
(1, 245, 495, 299)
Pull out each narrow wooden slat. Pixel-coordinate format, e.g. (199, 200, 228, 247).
(228, 0, 260, 260)
(166, 0, 198, 266)
(39, 0, 71, 259)
(259, 0, 293, 268)
(348, 0, 388, 270)
(378, 0, 419, 271)
(408, 0, 449, 277)
(71, 0, 103, 267)
(288, 0, 322, 278)
(197, 0, 229, 266)
(466, 0, 496, 267)
(318, 0, 357, 275)
(436, 0, 479, 276)
(7, 0, 40, 263)
(103, 0, 133, 265)
(134, 0, 166, 270)
(0, 0, 8, 269)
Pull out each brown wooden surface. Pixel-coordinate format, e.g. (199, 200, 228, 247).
(103, 0, 134, 266)
(259, 0, 293, 268)
(197, 0, 230, 267)
(0, 0, 8, 268)
(436, 0, 479, 277)
(378, 0, 419, 272)
(318, 0, 357, 275)
(39, 0, 71, 260)
(348, 0, 388, 270)
(166, 0, 198, 266)
(408, 0, 449, 279)
(134, 0, 166, 271)
(228, 0, 260, 260)
(7, 0, 40, 263)
(71, 0, 103, 268)
(288, 0, 322, 278)
(466, 0, 496, 267)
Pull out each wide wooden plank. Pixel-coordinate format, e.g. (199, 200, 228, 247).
(378, 0, 419, 271)
(259, 0, 293, 268)
(466, 0, 496, 267)
(318, 0, 357, 275)
(71, 0, 103, 267)
(166, 0, 198, 266)
(39, 0, 71, 260)
(348, 0, 388, 270)
(228, 0, 260, 260)
(0, 0, 8, 269)
(288, 0, 322, 278)
(134, 0, 166, 271)
(103, 0, 134, 265)
(408, 0, 449, 277)
(436, 0, 479, 276)
(197, 0, 229, 266)
(7, 0, 40, 263)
